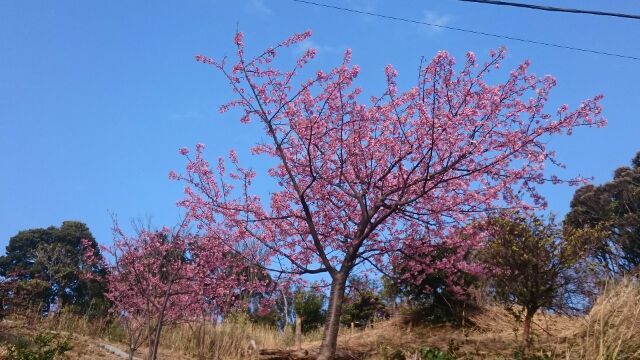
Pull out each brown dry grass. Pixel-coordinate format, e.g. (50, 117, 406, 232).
(562, 277, 640, 360)
(160, 321, 287, 359)
(321, 278, 640, 359)
(0, 320, 125, 360)
(1, 278, 638, 359)
(0, 309, 290, 360)
(311, 309, 577, 359)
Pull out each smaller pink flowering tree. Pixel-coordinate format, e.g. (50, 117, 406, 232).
(102, 220, 270, 360)
(104, 224, 200, 360)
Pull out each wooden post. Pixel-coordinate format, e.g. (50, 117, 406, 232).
(295, 314, 303, 351)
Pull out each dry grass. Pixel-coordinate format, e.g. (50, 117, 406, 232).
(295, 313, 569, 359)
(161, 321, 287, 359)
(5, 308, 126, 343)
(1, 279, 639, 359)
(326, 278, 640, 359)
(562, 277, 640, 360)
(0, 310, 286, 359)
(0, 320, 126, 360)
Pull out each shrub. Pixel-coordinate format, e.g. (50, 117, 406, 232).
(419, 346, 456, 360)
(6, 331, 72, 360)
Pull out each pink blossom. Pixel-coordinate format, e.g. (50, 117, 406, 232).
(234, 32, 244, 47)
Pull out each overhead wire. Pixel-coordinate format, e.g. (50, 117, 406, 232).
(292, 0, 640, 62)
(457, 0, 640, 21)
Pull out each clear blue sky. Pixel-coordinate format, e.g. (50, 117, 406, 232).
(2, 0, 639, 252)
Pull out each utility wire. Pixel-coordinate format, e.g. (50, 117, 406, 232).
(457, 0, 640, 21)
(292, 0, 640, 61)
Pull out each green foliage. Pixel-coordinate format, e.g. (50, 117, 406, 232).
(400, 300, 462, 325)
(249, 306, 282, 328)
(480, 213, 591, 342)
(511, 348, 552, 360)
(379, 276, 401, 308)
(0, 221, 108, 316)
(340, 289, 385, 326)
(390, 243, 480, 325)
(381, 348, 406, 360)
(565, 151, 640, 275)
(8, 279, 51, 313)
(481, 214, 590, 313)
(419, 345, 457, 360)
(341, 278, 386, 327)
(380, 345, 457, 360)
(7, 331, 72, 360)
(293, 288, 326, 333)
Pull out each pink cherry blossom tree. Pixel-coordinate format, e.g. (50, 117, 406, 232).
(173, 30, 605, 359)
(102, 219, 270, 360)
(104, 224, 201, 360)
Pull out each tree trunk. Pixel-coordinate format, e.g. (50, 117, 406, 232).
(148, 320, 164, 360)
(145, 303, 153, 359)
(317, 274, 347, 360)
(282, 290, 289, 327)
(127, 324, 135, 360)
(148, 279, 174, 360)
(522, 309, 534, 347)
(295, 313, 303, 351)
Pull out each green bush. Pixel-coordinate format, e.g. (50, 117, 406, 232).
(511, 348, 552, 360)
(379, 347, 406, 360)
(7, 331, 72, 360)
(419, 346, 456, 360)
(380, 345, 457, 360)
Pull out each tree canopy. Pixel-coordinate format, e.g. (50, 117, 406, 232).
(565, 152, 640, 275)
(174, 29, 605, 359)
(481, 214, 590, 343)
(0, 221, 107, 315)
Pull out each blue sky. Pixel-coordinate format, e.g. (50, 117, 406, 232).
(2, 0, 639, 252)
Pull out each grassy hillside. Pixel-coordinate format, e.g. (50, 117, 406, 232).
(1, 279, 638, 360)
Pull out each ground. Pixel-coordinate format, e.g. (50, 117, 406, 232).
(0, 308, 578, 360)
(0, 320, 191, 360)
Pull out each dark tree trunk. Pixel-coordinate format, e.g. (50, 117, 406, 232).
(148, 320, 164, 360)
(522, 309, 535, 347)
(317, 274, 347, 360)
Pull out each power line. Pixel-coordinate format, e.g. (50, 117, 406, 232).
(292, 0, 640, 62)
(457, 0, 640, 21)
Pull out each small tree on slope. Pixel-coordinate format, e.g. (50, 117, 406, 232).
(173, 30, 605, 359)
(480, 214, 591, 345)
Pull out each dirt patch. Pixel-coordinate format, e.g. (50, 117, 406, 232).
(258, 348, 366, 360)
